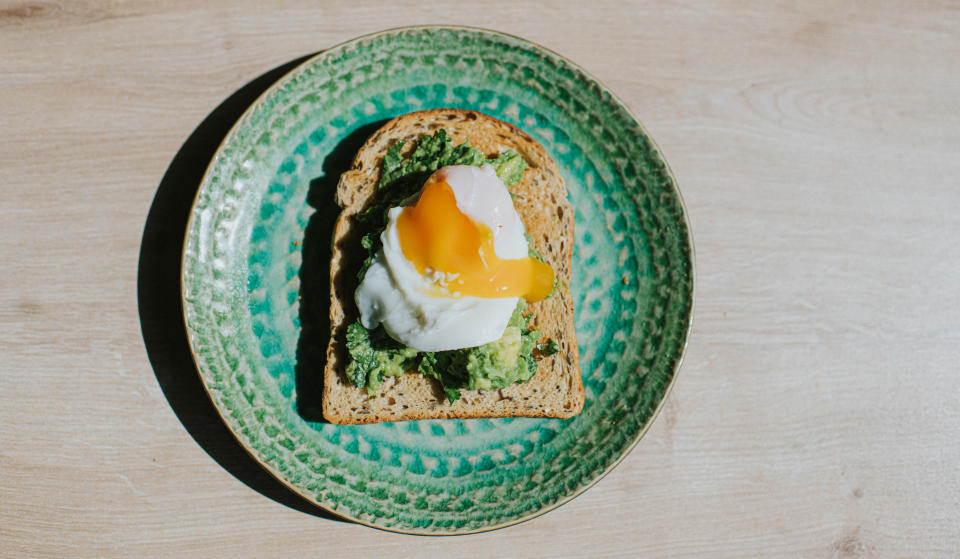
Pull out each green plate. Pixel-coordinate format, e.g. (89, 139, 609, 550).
(181, 26, 693, 534)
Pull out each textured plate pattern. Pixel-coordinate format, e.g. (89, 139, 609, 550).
(181, 26, 693, 534)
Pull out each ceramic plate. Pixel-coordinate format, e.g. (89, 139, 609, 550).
(181, 26, 693, 534)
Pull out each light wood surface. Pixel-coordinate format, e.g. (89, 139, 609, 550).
(3, 1, 958, 557)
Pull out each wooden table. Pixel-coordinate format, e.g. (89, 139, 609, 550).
(3, 1, 958, 556)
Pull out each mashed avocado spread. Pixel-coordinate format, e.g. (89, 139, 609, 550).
(344, 130, 556, 402)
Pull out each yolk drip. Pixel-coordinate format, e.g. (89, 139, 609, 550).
(396, 177, 554, 302)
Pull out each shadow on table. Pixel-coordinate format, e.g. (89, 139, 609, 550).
(137, 53, 347, 521)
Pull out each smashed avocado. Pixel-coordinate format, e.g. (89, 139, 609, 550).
(417, 301, 540, 402)
(344, 129, 555, 401)
(344, 322, 418, 393)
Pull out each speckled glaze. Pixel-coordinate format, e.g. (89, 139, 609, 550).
(181, 26, 693, 534)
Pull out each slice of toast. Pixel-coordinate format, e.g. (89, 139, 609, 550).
(322, 109, 582, 424)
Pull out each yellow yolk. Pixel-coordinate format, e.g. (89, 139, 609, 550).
(396, 177, 554, 302)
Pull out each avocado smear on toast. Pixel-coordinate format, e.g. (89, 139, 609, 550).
(343, 130, 556, 403)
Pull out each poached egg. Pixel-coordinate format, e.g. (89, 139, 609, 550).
(355, 164, 553, 351)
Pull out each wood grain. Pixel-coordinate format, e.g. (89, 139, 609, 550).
(2, 0, 958, 556)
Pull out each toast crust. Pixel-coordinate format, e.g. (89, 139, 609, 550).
(322, 109, 582, 424)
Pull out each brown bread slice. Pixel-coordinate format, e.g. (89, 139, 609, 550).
(322, 109, 582, 424)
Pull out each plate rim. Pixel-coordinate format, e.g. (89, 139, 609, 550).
(178, 24, 696, 535)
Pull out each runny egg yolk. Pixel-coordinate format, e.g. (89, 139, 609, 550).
(396, 176, 554, 302)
